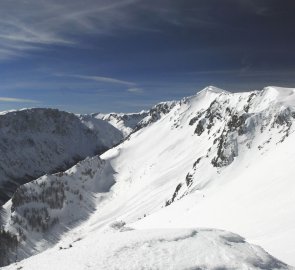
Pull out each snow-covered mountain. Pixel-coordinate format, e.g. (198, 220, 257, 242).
(93, 111, 149, 137)
(93, 101, 177, 138)
(1, 86, 295, 269)
(0, 108, 122, 205)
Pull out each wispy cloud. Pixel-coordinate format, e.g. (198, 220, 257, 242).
(0, 0, 225, 60)
(0, 0, 140, 59)
(54, 73, 135, 87)
(55, 73, 146, 94)
(0, 97, 39, 103)
(56, 73, 147, 94)
(127, 87, 144, 94)
(68, 74, 135, 86)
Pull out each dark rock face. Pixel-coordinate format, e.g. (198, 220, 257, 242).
(244, 92, 257, 113)
(185, 173, 193, 187)
(193, 157, 202, 168)
(271, 108, 294, 143)
(272, 108, 294, 129)
(191, 99, 224, 137)
(195, 120, 205, 136)
(209, 112, 250, 168)
(205, 100, 223, 131)
(165, 183, 182, 206)
(189, 111, 204, 126)
(227, 114, 247, 134)
(211, 130, 238, 168)
(189, 97, 251, 168)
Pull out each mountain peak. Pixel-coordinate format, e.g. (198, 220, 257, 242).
(199, 85, 229, 95)
(259, 86, 295, 108)
(262, 86, 295, 96)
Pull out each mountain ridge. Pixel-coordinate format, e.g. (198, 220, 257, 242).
(0, 108, 122, 206)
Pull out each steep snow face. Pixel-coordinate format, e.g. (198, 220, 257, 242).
(2, 228, 292, 270)
(93, 111, 149, 137)
(2, 155, 115, 263)
(93, 86, 295, 265)
(0, 108, 122, 205)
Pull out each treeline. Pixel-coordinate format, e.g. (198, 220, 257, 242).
(11, 177, 66, 233)
(0, 227, 18, 266)
(12, 178, 66, 210)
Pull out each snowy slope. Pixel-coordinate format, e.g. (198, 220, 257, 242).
(0, 108, 122, 205)
(1, 86, 295, 268)
(1, 155, 115, 263)
(95, 86, 295, 265)
(3, 227, 292, 270)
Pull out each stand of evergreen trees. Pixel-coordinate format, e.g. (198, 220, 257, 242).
(0, 227, 18, 266)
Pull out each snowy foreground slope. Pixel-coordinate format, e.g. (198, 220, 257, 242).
(0, 108, 122, 205)
(3, 227, 292, 270)
(1, 86, 295, 269)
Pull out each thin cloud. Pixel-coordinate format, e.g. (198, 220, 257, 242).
(0, 0, 288, 62)
(127, 87, 144, 94)
(61, 74, 135, 86)
(0, 0, 139, 59)
(0, 97, 39, 103)
(0, 0, 224, 60)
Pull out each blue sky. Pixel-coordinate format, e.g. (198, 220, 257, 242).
(0, 0, 295, 113)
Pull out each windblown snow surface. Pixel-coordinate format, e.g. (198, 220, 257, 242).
(4, 227, 291, 270)
(1, 86, 295, 269)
